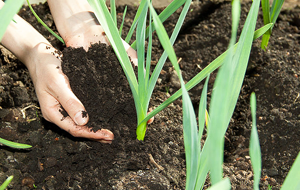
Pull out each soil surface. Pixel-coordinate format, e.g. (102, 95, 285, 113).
(1, 1, 300, 190)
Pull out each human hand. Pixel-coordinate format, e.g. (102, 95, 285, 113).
(35, 0, 138, 142)
(28, 42, 114, 143)
(47, 0, 138, 66)
(1, 0, 138, 143)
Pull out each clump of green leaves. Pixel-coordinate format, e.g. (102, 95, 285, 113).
(87, 0, 300, 189)
(261, 0, 284, 50)
(87, 0, 277, 143)
(88, 0, 190, 140)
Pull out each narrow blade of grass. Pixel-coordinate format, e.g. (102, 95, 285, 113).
(147, 0, 200, 187)
(261, 0, 271, 50)
(0, 0, 24, 41)
(0, 137, 32, 149)
(124, 0, 147, 43)
(110, 0, 117, 27)
(26, 0, 64, 44)
(270, 0, 284, 26)
(145, 9, 153, 97)
(131, 0, 186, 49)
(0, 176, 13, 190)
(249, 92, 261, 190)
(136, 2, 148, 110)
(198, 75, 209, 147)
(261, 0, 284, 50)
(281, 152, 300, 190)
(118, 6, 127, 36)
(137, 0, 192, 140)
(207, 0, 241, 183)
(146, 0, 192, 109)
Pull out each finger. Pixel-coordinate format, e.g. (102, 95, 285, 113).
(122, 39, 138, 67)
(44, 65, 89, 126)
(33, 44, 89, 126)
(39, 92, 114, 141)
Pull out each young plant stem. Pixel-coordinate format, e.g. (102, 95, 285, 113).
(26, 0, 65, 44)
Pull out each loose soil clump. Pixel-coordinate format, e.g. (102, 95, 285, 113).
(0, 1, 299, 190)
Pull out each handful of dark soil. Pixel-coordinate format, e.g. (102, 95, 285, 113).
(61, 43, 136, 134)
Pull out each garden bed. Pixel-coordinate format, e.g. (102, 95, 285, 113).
(0, 1, 299, 189)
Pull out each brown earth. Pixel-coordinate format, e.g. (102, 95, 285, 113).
(0, 1, 300, 190)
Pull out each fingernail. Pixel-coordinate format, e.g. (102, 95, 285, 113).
(74, 111, 88, 126)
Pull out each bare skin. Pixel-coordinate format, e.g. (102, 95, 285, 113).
(0, 0, 137, 143)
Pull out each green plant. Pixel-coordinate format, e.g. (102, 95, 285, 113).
(0, 176, 13, 190)
(268, 184, 273, 190)
(176, 0, 263, 187)
(249, 93, 262, 190)
(26, 0, 65, 44)
(0, 137, 32, 188)
(261, 0, 284, 50)
(88, 0, 274, 142)
(88, 0, 192, 140)
(249, 93, 300, 190)
(0, 137, 32, 149)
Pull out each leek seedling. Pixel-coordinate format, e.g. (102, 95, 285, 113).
(249, 92, 262, 190)
(88, 0, 192, 140)
(88, 0, 274, 141)
(176, 0, 268, 188)
(261, 0, 284, 50)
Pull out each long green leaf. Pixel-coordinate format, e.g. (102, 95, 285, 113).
(118, 6, 127, 36)
(147, 0, 201, 188)
(110, 0, 117, 27)
(136, 1, 148, 113)
(261, 0, 271, 50)
(249, 92, 261, 190)
(146, 0, 191, 104)
(192, 75, 210, 189)
(270, 0, 284, 26)
(124, 0, 147, 43)
(0, 0, 24, 41)
(26, 0, 64, 44)
(140, 23, 273, 127)
(0, 176, 13, 190)
(281, 152, 300, 190)
(261, 0, 284, 50)
(198, 75, 209, 148)
(0, 137, 32, 149)
(131, 0, 186, 49)
(208, 0, 241, 183)
(136, 0, 192, 140)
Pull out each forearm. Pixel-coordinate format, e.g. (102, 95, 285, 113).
(0, 1, 51, 71)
